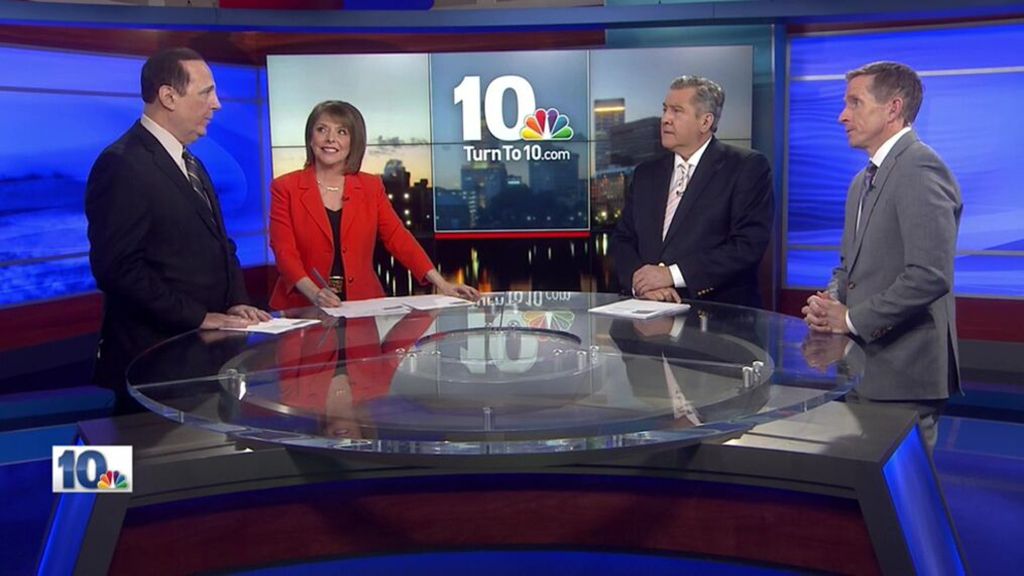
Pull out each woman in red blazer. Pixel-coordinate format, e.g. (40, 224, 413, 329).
(269, 100, 478, 310)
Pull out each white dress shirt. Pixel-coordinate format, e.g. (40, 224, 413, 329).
(140, 114, 189, 179)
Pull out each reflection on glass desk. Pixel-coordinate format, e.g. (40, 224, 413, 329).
(127, 292, 857, 461)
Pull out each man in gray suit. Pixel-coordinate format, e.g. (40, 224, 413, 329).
(802, 62, 962, 449)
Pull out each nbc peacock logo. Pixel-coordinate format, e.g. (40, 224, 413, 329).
(520, 108, 574, 141)
(98, 469, 130, 490)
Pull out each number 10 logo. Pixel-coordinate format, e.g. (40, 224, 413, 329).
(454, 75, 538, 142)
(52, 446, 132, 493)
(454, 76, 575, 143)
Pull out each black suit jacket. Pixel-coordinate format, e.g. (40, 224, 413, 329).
(86, 121, 249, 391)
(611, 138, 774, 307)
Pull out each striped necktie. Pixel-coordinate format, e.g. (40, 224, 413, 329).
(662, 162, 689, 239)
(182, 149, 212, 210)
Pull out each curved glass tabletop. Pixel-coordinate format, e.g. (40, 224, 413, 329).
(127, 292, 859, 463)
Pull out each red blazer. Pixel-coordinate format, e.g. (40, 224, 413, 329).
(269, 166, 435, 310)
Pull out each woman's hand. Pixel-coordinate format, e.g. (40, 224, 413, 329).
(312, 287, 342, 308)
(438, 280, 480, 301)
(425, 269, 480, 301)
(439, 281, 480, 301)
(297, 276, 342, 308)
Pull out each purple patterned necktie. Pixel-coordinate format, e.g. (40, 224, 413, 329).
(855, 162, 878, 235)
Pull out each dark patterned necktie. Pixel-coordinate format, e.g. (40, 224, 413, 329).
(855, 162, 878, 235)
(182, 149, 212, 210)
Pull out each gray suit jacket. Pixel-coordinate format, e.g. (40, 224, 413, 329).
(830, 130, 962, 400)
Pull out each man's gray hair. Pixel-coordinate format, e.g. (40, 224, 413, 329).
(669, 75, 725, 132)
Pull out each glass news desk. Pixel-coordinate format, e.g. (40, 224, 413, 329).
(50, 293, 966, 576)
(125, 292, 854, 463)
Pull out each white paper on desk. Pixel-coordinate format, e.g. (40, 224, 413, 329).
(588, 299, 690, 320)
(393, 294, 475, 311)
(321, 298, 410, 318)
(221, 317, 320, 334)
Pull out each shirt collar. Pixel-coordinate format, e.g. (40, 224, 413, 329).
(140, 114, 186, 173)
(675, 135, 712, 173)
(870, 126, 912, 169)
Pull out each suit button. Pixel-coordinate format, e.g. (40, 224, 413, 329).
(848, 281, 856, 290)
(342, 248, 347, 254)
(348, 277, 355, 283)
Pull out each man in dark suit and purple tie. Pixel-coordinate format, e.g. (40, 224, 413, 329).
(611, 75, 774, 308)
(86, 47, 270, 411)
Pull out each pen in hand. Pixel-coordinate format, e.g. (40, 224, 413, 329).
(311, 268, 344, 305)
(305, 268, 346, 311)
(310, 268, 329, 290)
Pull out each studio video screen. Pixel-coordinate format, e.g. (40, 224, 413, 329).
(267, 46, 752, 235)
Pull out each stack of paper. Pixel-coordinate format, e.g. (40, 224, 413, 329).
(588, 299, 690, 320)
(221, 317, 321, 334)
(321, 298, 411, 318)
(321, 295, 476, 317)
(393, 295, 476, 311)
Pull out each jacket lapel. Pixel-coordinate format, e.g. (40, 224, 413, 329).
(341, 173, 361, 244)
(134, 123, 221, 238)
(847, 130, 918, 273)
(298, 166, 333, 244)
(663, 137, 721, 247)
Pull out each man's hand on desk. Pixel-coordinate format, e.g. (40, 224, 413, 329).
(200, 313, 254, 330)
(637, 286, 682, 303)
(200, 305, 272, 330)
(632, 264, 674, 295)
(228, 304, 273, 323)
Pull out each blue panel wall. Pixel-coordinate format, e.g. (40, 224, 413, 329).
(787, 23, 1024, 298)
(0, 47, 269, 308)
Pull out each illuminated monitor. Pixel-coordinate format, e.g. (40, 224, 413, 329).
(266, 46, 753, 237)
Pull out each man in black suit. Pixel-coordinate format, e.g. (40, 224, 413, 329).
(612, 76, 774, 307)
(86, 47, 270, 410)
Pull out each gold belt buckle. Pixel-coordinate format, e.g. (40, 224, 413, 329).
(327, 276, 345, 296)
